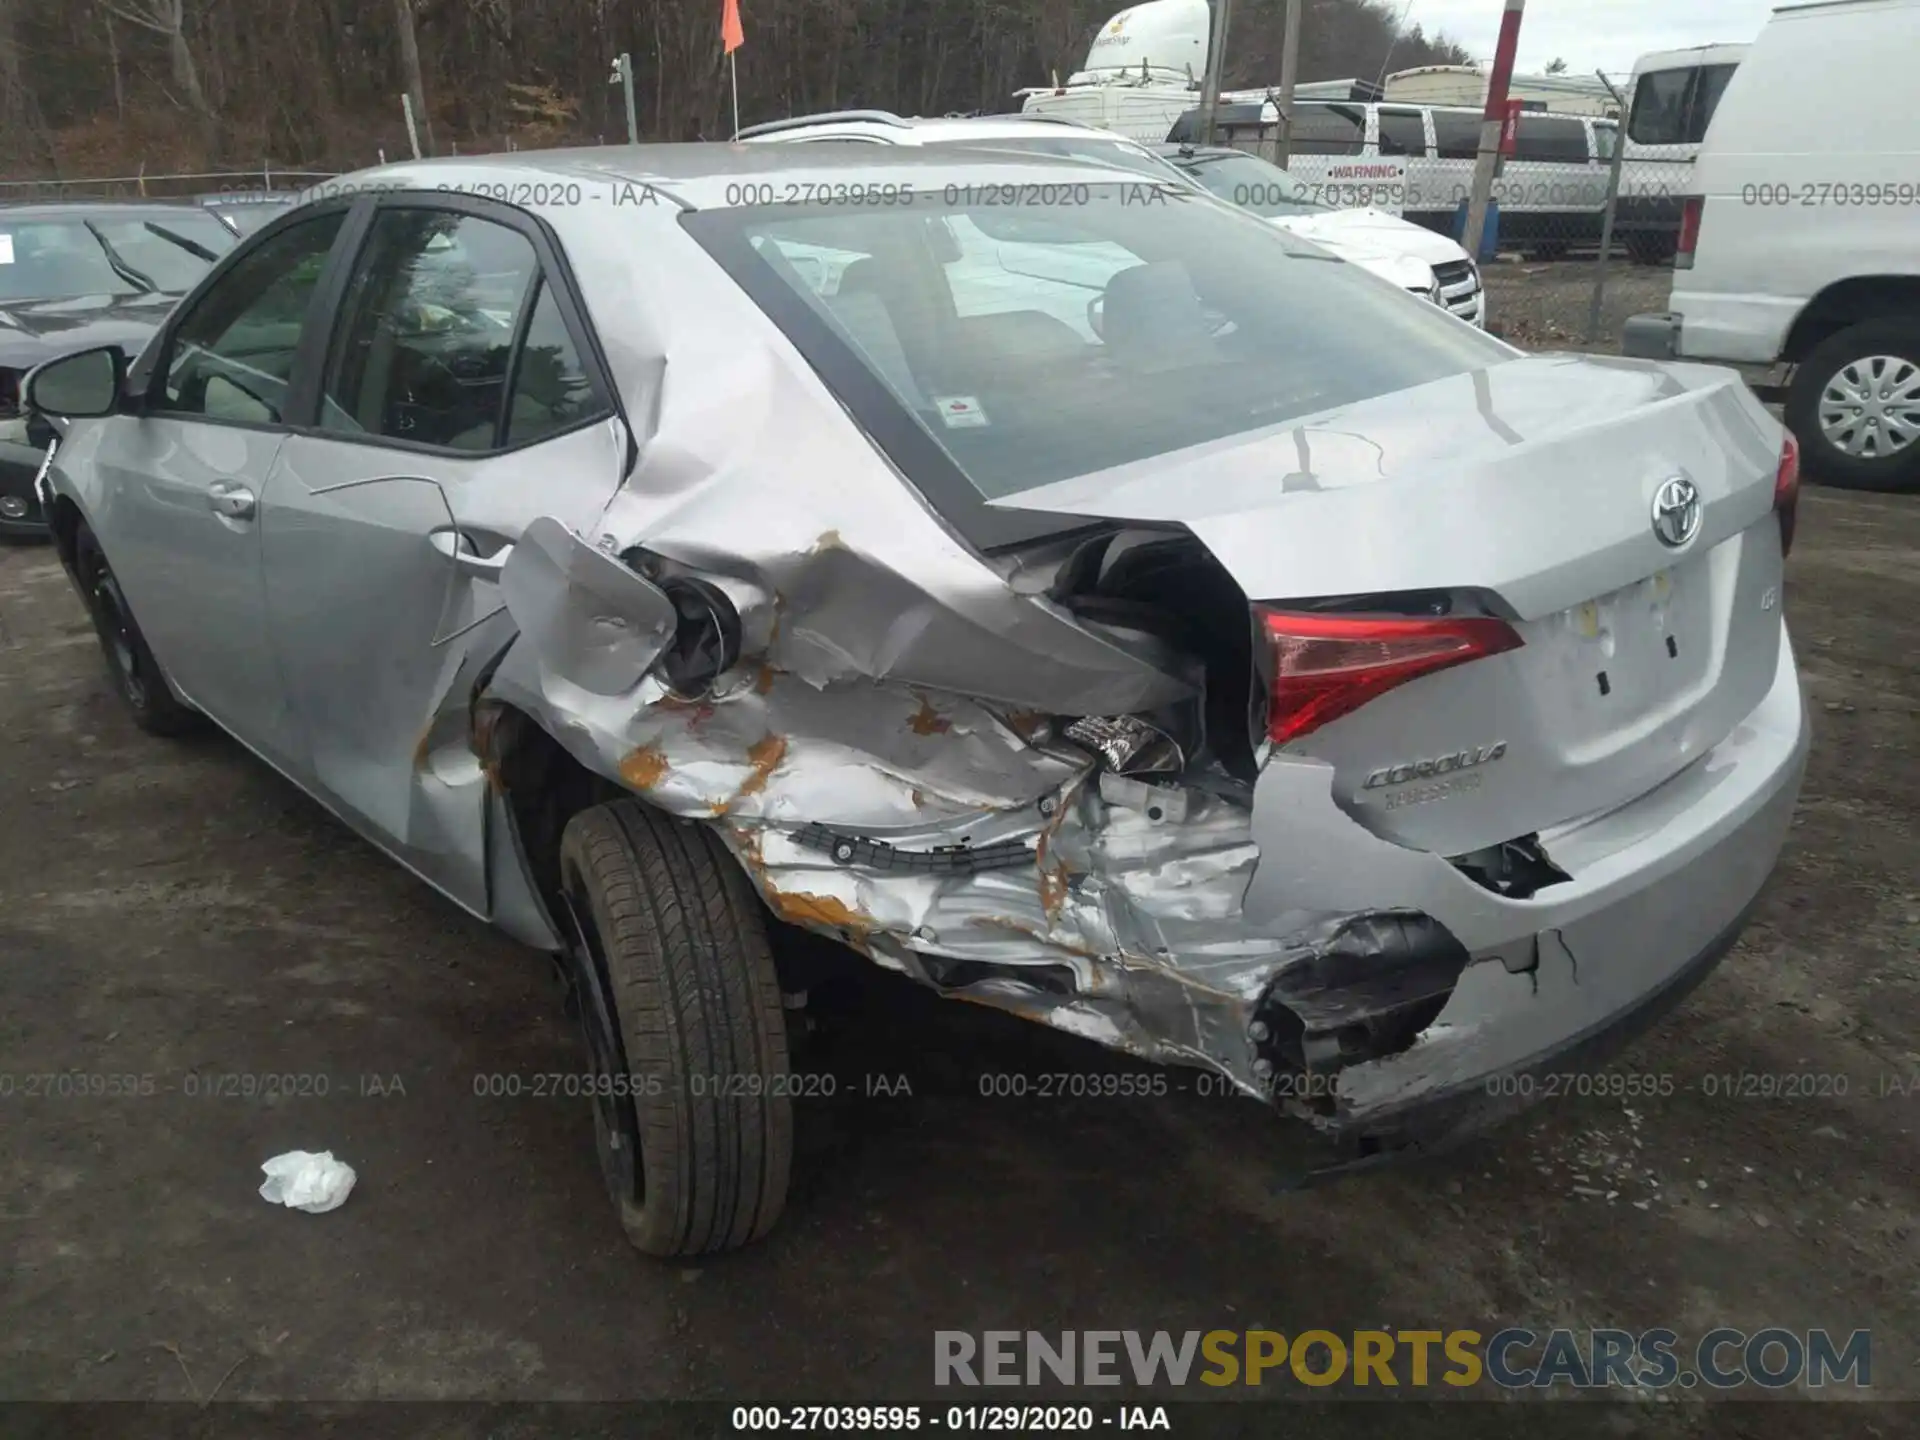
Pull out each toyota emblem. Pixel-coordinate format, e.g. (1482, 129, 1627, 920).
(1650, 476, 1702, 549)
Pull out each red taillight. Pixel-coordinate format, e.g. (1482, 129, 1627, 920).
(1258, 610, 1525, 745)
(1775, 430, 1801, 557)
(1675, 196, 1703, 269)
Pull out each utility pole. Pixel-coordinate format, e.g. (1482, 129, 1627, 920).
(1274, 0, 1302, 166)
(1198, 0, 1233, 145)
(1462, 0, 1525, 260)
(610, 52, 639, 143)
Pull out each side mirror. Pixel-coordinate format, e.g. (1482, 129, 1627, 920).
(25, 345, 125, 419)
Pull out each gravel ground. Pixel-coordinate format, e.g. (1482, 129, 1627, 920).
(1482, 259, 1673, 353)
(2, 279, 1916, 1433)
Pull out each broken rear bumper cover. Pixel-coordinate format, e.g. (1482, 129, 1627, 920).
(1239, 629, 1809, 1159)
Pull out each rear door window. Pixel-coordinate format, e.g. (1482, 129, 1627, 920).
(317, 209, 541, 450)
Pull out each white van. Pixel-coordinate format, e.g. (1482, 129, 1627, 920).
(1168, 99, 1616, 249)
(1623, 0, 1920, 492)
(1610, 43, 1748, 261)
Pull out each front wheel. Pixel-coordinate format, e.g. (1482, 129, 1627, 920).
(1786, 320, 1920, 493)
(556, 799, 793, 1256)
(72, 524, 202, 736)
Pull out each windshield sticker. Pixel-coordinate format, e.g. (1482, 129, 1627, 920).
(934, 395, 989, 429)
(0, 234, 13, 265)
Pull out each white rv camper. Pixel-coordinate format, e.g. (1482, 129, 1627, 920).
(1017, 0, 1210, 141)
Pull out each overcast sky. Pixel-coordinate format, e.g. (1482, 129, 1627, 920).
(1398, 0, 1775, 77)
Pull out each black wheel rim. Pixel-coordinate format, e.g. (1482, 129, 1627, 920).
(86, 559, 147, 711)
(557, 878, 646, 1214)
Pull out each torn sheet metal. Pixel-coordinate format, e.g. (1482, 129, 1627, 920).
(465, 196, 1462, 1113)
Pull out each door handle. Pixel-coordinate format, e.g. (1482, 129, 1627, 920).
(207, 482, 256, 520)
(429, 527, 514, 581)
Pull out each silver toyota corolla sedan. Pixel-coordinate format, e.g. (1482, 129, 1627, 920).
(25, 143, 1811, 1257)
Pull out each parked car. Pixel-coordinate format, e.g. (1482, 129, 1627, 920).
(737, 110, 1452, 307)
(1624, 0, 1920, 492)
(32, 144, 1809, 1257)
(199, 192, 299, 237)
(1156, 143, 1485, 325)
(1, 202, 236, 537)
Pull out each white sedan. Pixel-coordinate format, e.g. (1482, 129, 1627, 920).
(1159, 143, 1488, 326)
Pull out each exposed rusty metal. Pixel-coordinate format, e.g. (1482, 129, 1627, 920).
(907, 693, 951, 736)
(619, 744, 670, 790)
(766, 885, 872, 937)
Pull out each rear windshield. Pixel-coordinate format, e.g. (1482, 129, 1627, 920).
(684, 184, 1505, 545)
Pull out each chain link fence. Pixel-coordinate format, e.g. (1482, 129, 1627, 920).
(1194, 109, 1697, 352)
(0, 168, 338, 204)
(1, 141, 1693, 355)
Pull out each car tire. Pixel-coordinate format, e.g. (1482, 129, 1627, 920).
(556, 798, 793, 1257)
(73, 524, 202, 736)
(1787, 320, 1920, 493)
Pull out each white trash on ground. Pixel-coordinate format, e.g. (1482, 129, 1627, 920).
(258, 1150, 357, 1214)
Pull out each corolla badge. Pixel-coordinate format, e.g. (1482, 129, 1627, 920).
(1650, 475, 1702, 549)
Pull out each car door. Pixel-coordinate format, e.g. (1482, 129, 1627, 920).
(88, 204, 358, 771)
(255, 195, 625, 912)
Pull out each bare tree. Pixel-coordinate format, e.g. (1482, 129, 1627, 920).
(102, 0, 211, 119)
(0, 0, 59, 173)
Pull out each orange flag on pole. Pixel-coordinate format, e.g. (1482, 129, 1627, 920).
(722, 0, 744, 54)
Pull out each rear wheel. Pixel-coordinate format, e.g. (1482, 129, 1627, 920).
(72, 524, 201, 736)
(1787, 320, 1920, 493)
(556, 799, 792, 1256)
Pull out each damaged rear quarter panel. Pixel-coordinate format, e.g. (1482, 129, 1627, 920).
(473, 194, 1364, 1088)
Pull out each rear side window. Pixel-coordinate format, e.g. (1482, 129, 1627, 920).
(1513, 115, 1589, 163)
(1376, 109, 1427, 156)
(502, 281, 600, 447)
(1431, 111, 1482, 160)
(1289, 105, 1366, 156)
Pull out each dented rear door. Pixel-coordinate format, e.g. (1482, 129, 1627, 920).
(256, 197, 629, 913)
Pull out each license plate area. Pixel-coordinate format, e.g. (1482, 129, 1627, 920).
(1522, 558, 1717, 744)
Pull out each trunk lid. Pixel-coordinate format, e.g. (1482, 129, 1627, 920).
(996, 354, 1790, 854)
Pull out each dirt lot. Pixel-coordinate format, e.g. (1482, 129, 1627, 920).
(2, 308, 1917, 1431)
(1481, 259, 1672, 353)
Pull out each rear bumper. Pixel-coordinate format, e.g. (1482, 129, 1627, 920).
(1622, 311, 1682, 361)
(1630, 292, 1797, 367)
(1302, 890, 1762, 1174)
(1239, 626, 1810, 1158)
